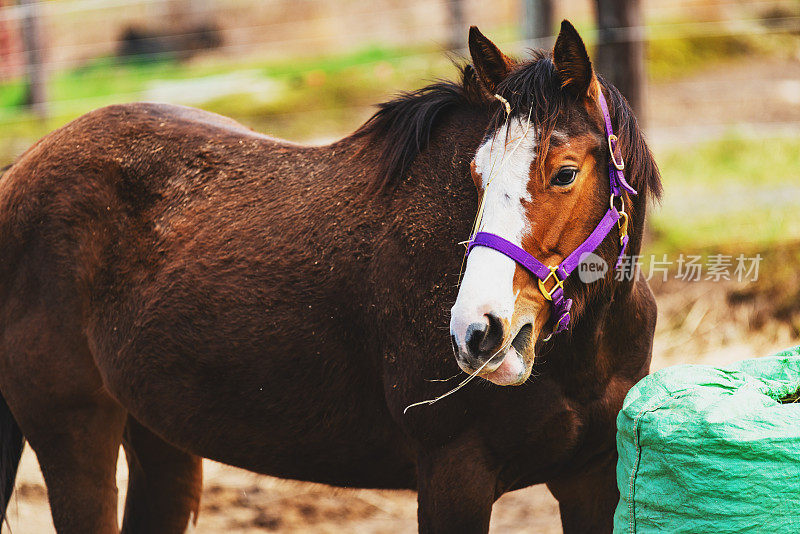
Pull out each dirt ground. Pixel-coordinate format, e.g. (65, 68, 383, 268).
(3, 53, 800, 533)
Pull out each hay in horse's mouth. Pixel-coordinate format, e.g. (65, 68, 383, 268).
(478, 324, 535, 386)
(482, 323, 533, 370)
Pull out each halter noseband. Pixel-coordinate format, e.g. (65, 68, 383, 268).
(467, 89, 637, 339)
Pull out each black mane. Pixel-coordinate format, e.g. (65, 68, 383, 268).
(353, 64, 487, 193)
(355, 51, 662, 201)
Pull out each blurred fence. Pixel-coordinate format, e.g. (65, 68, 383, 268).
(0, 0, 799, 144)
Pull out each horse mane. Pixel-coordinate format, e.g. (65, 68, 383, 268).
(352, 64, 488, 193)
(354, 51, 661, 201)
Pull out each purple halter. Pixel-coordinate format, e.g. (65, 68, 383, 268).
(467, 90, 637, 338)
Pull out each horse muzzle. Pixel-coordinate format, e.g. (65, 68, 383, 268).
(450, 311, 533, 386)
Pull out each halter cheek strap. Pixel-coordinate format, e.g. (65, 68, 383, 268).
(598, 90, 637, 197)
(467, 89, 637, 339)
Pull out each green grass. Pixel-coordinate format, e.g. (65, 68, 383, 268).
(648, 136, 800, 254)
(646, 33, 754, 80)
(645, 135, 800, 332)
(0, 42, 459, 164)
(0, 44, 439, 111)
(199, 45, 459, 140)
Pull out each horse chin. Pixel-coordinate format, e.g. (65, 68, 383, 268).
(482, 346, 530, 386)
(480, 321, 537, 385)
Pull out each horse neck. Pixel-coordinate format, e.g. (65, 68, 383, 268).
(541, 201, 654, 398)
(305, 106, 488, 317)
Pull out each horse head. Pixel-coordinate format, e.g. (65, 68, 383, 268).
(450, 21, 660, 385)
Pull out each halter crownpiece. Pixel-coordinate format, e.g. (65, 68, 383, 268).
(597, 89, 637, 197)
(467, 89, 637, 339)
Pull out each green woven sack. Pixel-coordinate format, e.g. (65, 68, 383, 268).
(614, 345, 800, 534)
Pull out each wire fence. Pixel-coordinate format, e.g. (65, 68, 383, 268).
(4, 12, 800, 71)
(2, 1, 800, 63)
(0, 0, 799, 138)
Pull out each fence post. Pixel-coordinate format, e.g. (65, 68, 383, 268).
(594, 0, 644, 119)
(19, 0, 47, 116)
(523, 0, 553, 45)
(447, 0, 465, 50)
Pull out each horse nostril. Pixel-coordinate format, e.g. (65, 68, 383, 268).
(465, 314, 504, 359)
(480, 313, 504, 354)
(465, 320, 488, 358)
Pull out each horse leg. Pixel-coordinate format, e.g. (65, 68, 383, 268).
(0, 306, 128, 533)
(546, 451, 618, 534)
(25, 395, 127, 534)
(416, 438, 497, 534)
(121, 417, 202, 534)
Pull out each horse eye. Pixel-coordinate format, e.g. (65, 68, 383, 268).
(551, 168, 578, 187)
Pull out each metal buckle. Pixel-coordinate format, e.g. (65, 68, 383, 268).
(610, 194, 629, 245)
(608, 134, 625, 171)
(617, 211, 629, 245)
(537, 265, 564, 301)
(541, 327, 556, 343)
(610, 193, 624, 212)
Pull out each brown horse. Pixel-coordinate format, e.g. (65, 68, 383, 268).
(0, 21, 660, 533)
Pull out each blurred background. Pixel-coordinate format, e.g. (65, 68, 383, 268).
(1, 0, 799, 532)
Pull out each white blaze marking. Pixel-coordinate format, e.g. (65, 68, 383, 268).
(450, 118, 537, 350)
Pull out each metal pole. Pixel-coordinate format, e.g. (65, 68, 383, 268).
(523, 0, 554, 45)
(594, 0, 644, 119)
(448, 0, 466, 50)
(19, 0, 47, 116)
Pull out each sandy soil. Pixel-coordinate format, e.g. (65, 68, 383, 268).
(5, 455, 563, 534)
(646, 57, 800, 135)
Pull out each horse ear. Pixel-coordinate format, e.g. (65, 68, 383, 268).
(468, 26, 513, 95)
(553, 20, 594, 97)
